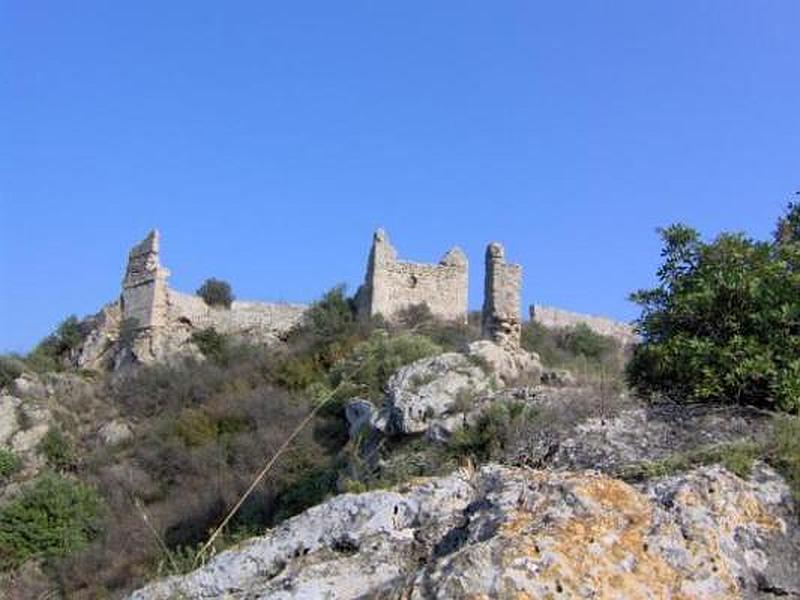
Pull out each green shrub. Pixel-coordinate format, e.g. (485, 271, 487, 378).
(174, 408, 218, 447)
(0, 473, 104, 568)
(561, 323, 617, 361)
(0, 447, 21, 478)
(190, 328, 230, 364)
(449, 401, 539, 462)
(328, 331, 442, 401)
(301, 284, 358, 344)
(520, 320, 623, 383)
(619, 441, 762, 482)
(25, 315, 87, 373)
(275, 286, 367, 392)
(39, 427, 76, 471)
(393, 304, 481, 351)
(0, 355, 24, 390)
(197, 278, 234, 309)
(772, 415, 800, 500)
(628, 205, 800, 412)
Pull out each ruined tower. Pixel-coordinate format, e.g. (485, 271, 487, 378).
(482, 242, 522, 348)
(356, 229, 468, 323)
(121, 229, 170, 333)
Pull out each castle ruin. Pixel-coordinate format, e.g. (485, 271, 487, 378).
(482, 242, 522, 348)
(77, 230, 307, 368)
(74, 226, 639, 370)
(355, 229, 468, 324)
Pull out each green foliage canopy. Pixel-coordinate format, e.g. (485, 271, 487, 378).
(0, 473, 104, 568)
(197, 278, 234, 309)
(628, 204, 800, 412)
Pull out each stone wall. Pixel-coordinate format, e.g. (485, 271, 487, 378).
(167, 291, 306, 342)
(76, 230, 308, 368)
(530, 304, 637, 346)
(356, 229, 468, 324)
(481, 242, 522, 348)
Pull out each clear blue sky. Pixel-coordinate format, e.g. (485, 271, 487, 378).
(1, 2, 798, 353)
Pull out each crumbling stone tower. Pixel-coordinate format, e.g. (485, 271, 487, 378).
(356, 229, 468, 323)
(482, 242, 522, 348)
(121, 229, 170, 333)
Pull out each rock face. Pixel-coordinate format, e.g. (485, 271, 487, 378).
(467, 339, 542, 385)
(344, 342, 545, 441)
(381, 352, 492, 438)
(129, 464, 800, 599)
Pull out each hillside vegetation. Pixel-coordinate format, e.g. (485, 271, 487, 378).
(1, 204, 798, 598)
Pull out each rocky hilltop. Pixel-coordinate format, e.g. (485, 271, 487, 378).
(2, 221, 798, 599)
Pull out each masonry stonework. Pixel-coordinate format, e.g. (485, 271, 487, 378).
(121, 230, 170, 332)
(530, 305, 637, 346)
(482, 242, 522, 349)
(75, 230, 308, 367)
(356, 229, 468, 324)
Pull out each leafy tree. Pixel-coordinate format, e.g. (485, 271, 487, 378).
(628, 205, 800, 412)
(197, 278, 234, 308)
(775, 201, 800, 245)
(190, 327, 230, 364)
(25, 315, 86, 372)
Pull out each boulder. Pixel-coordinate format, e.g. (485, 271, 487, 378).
(343, 399, 387, 439)
(467, 340, 542, 385)
(382, 352, 491, 437)
(10, 374, 48, 400)
(129, 464, 800, 599)
(98, 419, 134, 446)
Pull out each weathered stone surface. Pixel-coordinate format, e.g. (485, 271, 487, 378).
(10, 374, 48, 400)
(467, 339, 542, 385)
(129, 473, 475, 600)
(344, 399, 380, 438)
(382, 352, 491, 437)
(98, 419, 133, 446)
(0, 394, 20, 445)
(73, 231, 308, 369)
(129, 464, 800, 599)
(531, 304, 638, 346)
(355, 229, 468, 324)
(497, 390, 777, 475)
(482, 242, 523, 349)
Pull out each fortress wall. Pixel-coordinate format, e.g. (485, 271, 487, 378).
(530, 304, 637, 345)
(167, 291, 307, 339)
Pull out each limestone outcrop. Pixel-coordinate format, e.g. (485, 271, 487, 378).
(380, 351, 492, 438)
(129, 463, 800, 599)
